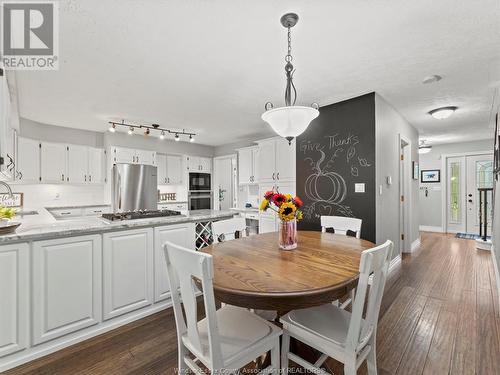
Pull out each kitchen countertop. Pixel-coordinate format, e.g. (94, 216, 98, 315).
(45, 204, 111, 210)
(0, 210, 235, 244)
(158, 201, 188, 204)
(230, 207, 259, 213)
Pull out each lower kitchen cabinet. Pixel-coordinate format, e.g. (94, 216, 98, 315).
(0, 243, 28, 357)
(32, 235, 102, 345)
(154, 223, 195, 302)
(103, 228, 154, 320)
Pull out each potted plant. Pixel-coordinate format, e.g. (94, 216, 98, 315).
(260, 191, 303, 250)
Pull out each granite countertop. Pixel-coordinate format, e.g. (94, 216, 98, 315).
(45, 204, 111, 210)
(230, 207, 259, 213)
(0, 210, 235, 244)
(157, 201, 188, 204)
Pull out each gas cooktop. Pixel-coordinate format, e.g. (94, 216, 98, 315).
(102, 209, 183, 221)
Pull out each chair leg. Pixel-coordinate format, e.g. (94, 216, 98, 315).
(366, 343, 377, 375)
(178, 344, 188, 374)
(270, 341, 280, 374)
(344, 363, 357, 375)
(281, 332, 290, 374)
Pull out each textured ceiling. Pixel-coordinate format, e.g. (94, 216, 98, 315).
(13, 0, 500, 146)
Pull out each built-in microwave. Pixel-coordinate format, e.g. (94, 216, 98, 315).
(189, 172, 211, 191)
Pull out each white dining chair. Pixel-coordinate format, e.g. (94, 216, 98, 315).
(321, 215, 363, 309)
(321, 215, 362, 239)
(280, 240, 393, 375)
(163, 241, 281, 374)
(212, 217, 247, 243)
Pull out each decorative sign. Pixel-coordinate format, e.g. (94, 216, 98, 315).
(421, 169, 440, 183)
(0, 193, 23, 207)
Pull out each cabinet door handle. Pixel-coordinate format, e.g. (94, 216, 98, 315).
(272, 173, 275, 180)
(89, 175, 92, 182)
(277, 172, 280, 180)
(85, 175, 87, 182)
(168, 177, 170, 183)
(60, 212, 71, 215)
(61, 174, 64, 181)
(19, 171, 22, 180)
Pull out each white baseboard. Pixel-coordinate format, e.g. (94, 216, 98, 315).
(492, 245, 500, 313)
(419, 225, 443, 233)
(389, 255, 402, 274)
(411, 238, 421, 252)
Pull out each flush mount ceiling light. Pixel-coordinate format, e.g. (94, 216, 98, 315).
(418, 140, 432, 154)
(428, 106, 457, 120)
(108, 120, 196, 141)
(261, 13, 319, 145)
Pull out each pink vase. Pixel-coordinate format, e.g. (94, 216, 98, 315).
(278, 219, 298, 250)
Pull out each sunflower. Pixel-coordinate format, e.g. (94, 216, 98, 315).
(272, 193, 287, 206)
(259, 199, 269, 211)
(285, 194, 293, 202)
(279, 202, 297, 221)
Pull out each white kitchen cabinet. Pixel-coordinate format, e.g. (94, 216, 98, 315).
(156, 153, 167, 184)
(16, 137, 40, 183)
(158, 202, 188, 211)
(112, 147, 156, 166)
(166, 154, 183, 184)
(112, 147, 136, 164)
(259, 214, 277, 234)
(40, 142, 67, 183)
(0, 243, 28, 357)
(238, 146, 258, 184)
(154, 223, 195, 302)
(257, 138, 295, 183)
(103, 228, 153, 320)
(187, 156, 212, 172)
(32, 235, 102, 345)
(88, 147, 105, 184)
(67, 144, 88, 184)
(84, 206, 111, 215)
(0, 74, 17, 181)
(136, 149, 156, 165)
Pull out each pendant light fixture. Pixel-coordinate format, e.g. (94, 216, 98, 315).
(262, 13, 319, 144)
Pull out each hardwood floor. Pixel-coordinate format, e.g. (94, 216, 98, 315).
(5, 232, 500, 375)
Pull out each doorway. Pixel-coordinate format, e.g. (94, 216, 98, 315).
(213, 155, 237, 211)
(445, 152, 493, 234)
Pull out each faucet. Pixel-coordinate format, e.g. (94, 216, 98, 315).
(0, 181, 13, 198)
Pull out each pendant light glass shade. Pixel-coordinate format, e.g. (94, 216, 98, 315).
(262, 106, 319, 139)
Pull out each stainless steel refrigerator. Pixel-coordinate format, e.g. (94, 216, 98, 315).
(112, 164, 157, 212)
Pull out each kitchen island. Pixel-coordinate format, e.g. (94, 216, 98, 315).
(0, 210, 235, 372)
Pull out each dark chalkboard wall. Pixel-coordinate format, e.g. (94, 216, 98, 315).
(296, 93, 376, 242)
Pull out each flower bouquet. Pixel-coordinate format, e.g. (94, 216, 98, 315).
(260, 191, 303, 250)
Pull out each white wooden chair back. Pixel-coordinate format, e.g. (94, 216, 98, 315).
(212, 217, 247, 243)
(163, 241, 223, 368)
(345, 240, 393, 352)
(321, 215, 362, 239)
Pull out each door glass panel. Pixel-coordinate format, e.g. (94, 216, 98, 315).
(449, 162, 461, 223)
(475, 160, 493, 225)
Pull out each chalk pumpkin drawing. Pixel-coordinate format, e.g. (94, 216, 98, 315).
(303, 150, 353, 219)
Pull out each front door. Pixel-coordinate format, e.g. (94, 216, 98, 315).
(465, 154, 494, 234)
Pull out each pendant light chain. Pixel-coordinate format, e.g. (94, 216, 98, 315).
(286, 26, 292, 62)
(284, 26, 296, 106)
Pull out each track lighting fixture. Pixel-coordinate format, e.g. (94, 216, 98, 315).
(108, 120, 196, 142)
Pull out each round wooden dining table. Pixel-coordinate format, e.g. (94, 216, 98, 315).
(201, 231, 374, 313)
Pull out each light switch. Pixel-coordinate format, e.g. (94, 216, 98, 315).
(355, 183, 365, 193)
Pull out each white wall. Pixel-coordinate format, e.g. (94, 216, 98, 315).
(419, 140, 492, 229)
(375, 94, 419, 257)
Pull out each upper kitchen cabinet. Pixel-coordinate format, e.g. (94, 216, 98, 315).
(0, 72, 18, 181)
(16, 137, 40, 183)
(111, 147, 156, 166)
(40, 142, 67, 183)
(187, 156, 211, 173)
(256, 137, 296, 184)
(156, 153, 167, 184)
(157, 154, 183, 185)
(237, 146, 258, 184)
(88, 147, 105, 184)
(166, 155, 182, 184)
(67, 144, 88, 184)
